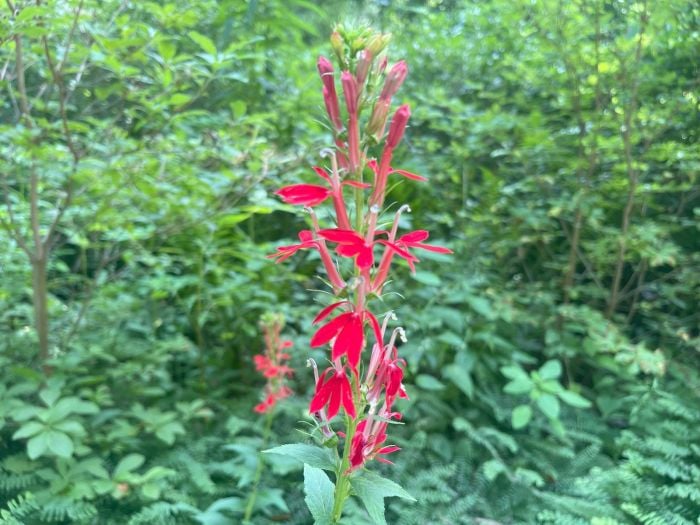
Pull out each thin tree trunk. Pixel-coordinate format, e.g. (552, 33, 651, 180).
(31, 256, 50, 363)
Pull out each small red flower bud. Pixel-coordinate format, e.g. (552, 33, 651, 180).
(386, 104, 410, 149)
(356, 49, 372, 87)
(380, 60, 408, 101)
(341, 71, 358, 115)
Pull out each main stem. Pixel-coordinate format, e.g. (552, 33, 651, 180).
(332, 415, 358, 523)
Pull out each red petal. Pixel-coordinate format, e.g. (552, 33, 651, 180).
(276, 184, 331, 206)
(380, 240, 416, 262)
(318, 228, 364, 245)
(333, 314, 363, 365)
(313, 166, 331, 182)
(379, 445, 400, 455)
(340, 375, 356, 418)
(399, 230, 430, 243)
(412, 242, 453, 254)
(327, 380, 342, 419)
(364, 310, 383, 347)
(313, 301, 348, 324)
(310, 312, 353, 347)
(356, 245, 374, 269)
(309, 376, 331, 413)
(389, 168, 427, 181)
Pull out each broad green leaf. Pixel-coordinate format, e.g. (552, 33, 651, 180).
(512, 405, 532, 429)
(415, 374, 445, 391)
(303, 464, 334, 525)
(351, 470, 415, 525)
(12, 421, 44, 440)
(559, 390, 592, 408)
(27, 432, 50, 459)
(501, 365, 529, 381)
(263, 443, 336, 471)
(504, 376, 533, 395)
(411, 271, 441, 286)
(539, 360, 562, 380)
(114, 453, 145, 477)
(536, 394, 561, 419)
(483, 459, 506, 481)
(442, 363, 474, 399)
(189, 31, 217, 55)
(46, 431, 74, 458)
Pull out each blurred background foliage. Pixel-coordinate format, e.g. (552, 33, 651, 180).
(0, 0, 698, 523)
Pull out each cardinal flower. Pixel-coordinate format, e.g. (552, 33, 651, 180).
(348, 418, 401, 470)
(393, 230, 453, 272)
(267, 230, 319, 263)
(367, 159, 427, 182)
(310, 302, 382, 370)
(309, 367, 356, 420)
(318, 228, 413, 271)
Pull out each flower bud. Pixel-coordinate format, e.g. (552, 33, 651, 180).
(317, 56, 335, 89)
(366, 98, 390, 139)
(386, 104, 410, 149)
(323, 86, 343, 131)
(377, 55, 388, 76)
(341, 71, 358, 115)
(355, 49, 372, 88)
(380, 60, 408, 101)
(367, 33, 391, 56)
(330, 31, 345, 69)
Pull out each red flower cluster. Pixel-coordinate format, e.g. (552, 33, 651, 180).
(270, 29, 451, 471)
(253, 314, 294, 414)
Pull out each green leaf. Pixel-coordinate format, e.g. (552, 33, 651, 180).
(559, 390, 592, 408)
(411, 271, 441, 286)
(483, 459, 506, 481)
(263, 444, 337, 471)
(155, 421, 185, 444)
(442, 363, 474, 399)
(539, 360, 562, 380)
(501, 365, 529, 381)
(114, 453, 145, 477)
(27, 432, 49, 459)
(46, 431, 74, 458)
(303, 464, 334, 525)
(503, 376, 533, 395)
(188, 31, 217, 55)
(512, 405, 532, 429)
(39, 388, 61, 407)
(12, 421, 44, 440)
(351, 470, 416, 525)
(536, 393, 561, 419)
(141, 482, 161, 499)
(415, 374, 445, 391)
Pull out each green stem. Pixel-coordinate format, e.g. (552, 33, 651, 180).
(243, 410, 274, 524)
(332, 414, 358, 523)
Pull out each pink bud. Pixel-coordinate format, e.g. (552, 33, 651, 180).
(323, 86, 343, 131)
(380, 60, 408, 101)
(378, 56, 388, 75)
(341, 71, 358, 115)
(356, 49, 372, 87)
(317, 56, 335, 91)
(386, 104, 410, 149)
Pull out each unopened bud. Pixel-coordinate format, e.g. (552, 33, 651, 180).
(366, 98, 390, 139)
(330, 31, 345, 69)
(380, 60, 408, 101)
(317, 56, 335, 87)
(377, 55, 388, 76)
(367, 33, 391, 56)
(356, 49, 373, 87)
(386, 104, 410, 149)
(341, 71, 358, 115)
(323, 86, 343, 131)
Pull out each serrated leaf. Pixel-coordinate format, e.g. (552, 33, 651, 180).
(536, 393, 561, 419)
(351, 470, 415, 525)
(303, 464, 334, 525)
(559, 389, 592, 408)
(512, 405, 532, 429)
(263, 443, 336, 471)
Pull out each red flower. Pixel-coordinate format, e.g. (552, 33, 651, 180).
(393, 230, 453, 272)
(254, 393, 276, 414)
(309, 367, 356, 420)
(310, 303, 382, 370)
(267, 230, 318, 263)
(348, 418, 401, 470)
(276, 184, 331, 206)
(318, 228, 413, 271)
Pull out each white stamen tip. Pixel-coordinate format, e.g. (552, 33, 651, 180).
(370, 204, 380, 214)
